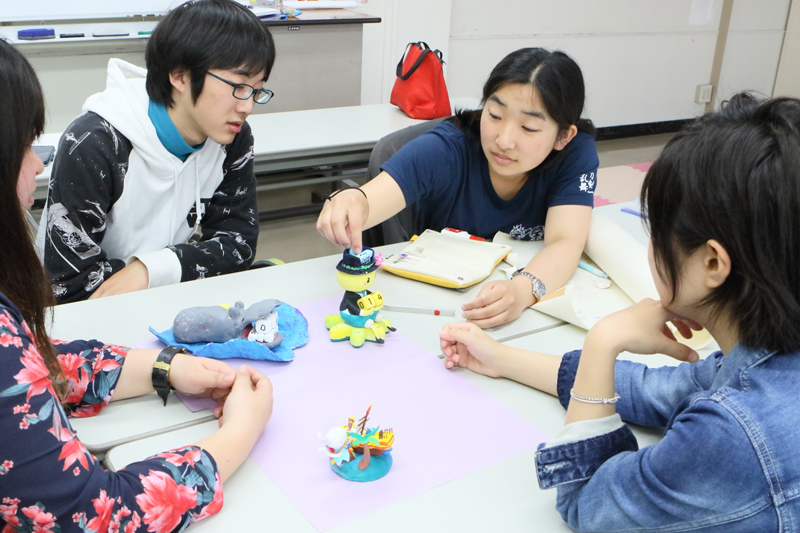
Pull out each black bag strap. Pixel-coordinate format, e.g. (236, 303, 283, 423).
(396, 42, 444, 81)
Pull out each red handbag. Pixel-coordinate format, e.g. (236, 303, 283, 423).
(390, 42, 452, 120)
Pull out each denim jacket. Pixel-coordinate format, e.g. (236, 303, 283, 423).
(535, 345, 800, 532)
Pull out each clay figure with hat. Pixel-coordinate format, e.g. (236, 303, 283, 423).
(324, 247, 395, 347)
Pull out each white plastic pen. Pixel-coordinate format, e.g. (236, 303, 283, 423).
(381, 305, 456, 317)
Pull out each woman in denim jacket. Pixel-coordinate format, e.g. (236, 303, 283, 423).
(438, 92, 800, 532)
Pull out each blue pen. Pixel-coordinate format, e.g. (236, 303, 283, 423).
(578, 260, 607, 278)
(620, 207, 642, 217)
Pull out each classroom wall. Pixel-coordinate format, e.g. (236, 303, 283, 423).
(24, 44, 147, 134)
(18, 0, 794, 133)
(774, 0, 800, 98)
(18, 22, 364, 133)
(359, 0, 792, 127)
(715, 0, 790, 105)
(448, 0, 721, 127)
(356, 0, 452, 107)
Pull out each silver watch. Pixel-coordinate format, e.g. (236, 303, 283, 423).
(511, 268, 546, 300)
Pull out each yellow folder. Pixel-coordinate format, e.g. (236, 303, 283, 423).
(379, 230, 512, 289)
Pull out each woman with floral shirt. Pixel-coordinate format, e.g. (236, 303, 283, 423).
(0, 37, 273, 533)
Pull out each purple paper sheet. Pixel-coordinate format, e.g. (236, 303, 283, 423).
(171, 296, 549, 531)
(134, 337, 167, 350)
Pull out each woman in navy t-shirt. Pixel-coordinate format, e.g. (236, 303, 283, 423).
(317, 48, 599, 328)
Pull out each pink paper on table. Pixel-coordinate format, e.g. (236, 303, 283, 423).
(175, 296, 549, 531)
(593, 194, 613, 207)
(628, 161, 653, 173)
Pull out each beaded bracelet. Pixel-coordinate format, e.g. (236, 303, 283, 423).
(324, 188, 368, 201)
(569, 388, 621, 404)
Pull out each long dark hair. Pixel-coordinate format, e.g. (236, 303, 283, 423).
(0, 40, 65, 398)
(450, 48, 595, 170)
(642, 93, 800, 354)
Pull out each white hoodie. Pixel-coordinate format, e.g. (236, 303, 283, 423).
(37, 59, 258, 302)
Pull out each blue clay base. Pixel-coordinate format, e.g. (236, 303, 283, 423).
(330, 452, 393, 482)
(150, 303, 308, 362)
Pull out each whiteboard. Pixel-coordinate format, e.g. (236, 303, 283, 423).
(1, 0, 192, 23)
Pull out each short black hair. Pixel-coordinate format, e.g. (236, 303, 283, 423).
(642, 92, 800, 354)
(450, 48, 595, 172)
(146, 0, 276, 106)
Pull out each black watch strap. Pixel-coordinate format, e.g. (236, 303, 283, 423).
(152, 346, 183, 406)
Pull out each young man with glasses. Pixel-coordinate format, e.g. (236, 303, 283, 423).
(37, 0, 276, 303)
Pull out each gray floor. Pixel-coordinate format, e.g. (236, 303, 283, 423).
(255, 132, 675, 264)
(255, 185, 346, 264)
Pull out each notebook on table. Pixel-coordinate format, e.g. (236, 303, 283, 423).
(380, 230, 512, 289)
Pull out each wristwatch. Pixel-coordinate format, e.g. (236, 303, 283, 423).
(511, 268, 546, 301)
(152, 346, 185, 406)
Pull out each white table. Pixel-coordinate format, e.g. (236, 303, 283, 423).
(105, 320, 718, 533)
(34, 104, 425, 199)
(106, 319, 723, 532)
(248, 104, 426, 173)
(104, 325, 580, 533)
(75, 200, 719, 530)
(61, 239, 562, 452)
(61, 201, 651, 453)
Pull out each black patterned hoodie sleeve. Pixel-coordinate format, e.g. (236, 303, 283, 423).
(40, 113, 131, 303)
(168, 121, 259, 281)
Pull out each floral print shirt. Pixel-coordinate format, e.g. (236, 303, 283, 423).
(0, 295, 223, 533)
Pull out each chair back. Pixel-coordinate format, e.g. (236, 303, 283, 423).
(363, 117, 448, 247)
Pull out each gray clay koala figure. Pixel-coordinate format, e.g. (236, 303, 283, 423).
(173, 299, 284, 347)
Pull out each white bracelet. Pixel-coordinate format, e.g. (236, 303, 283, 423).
(569, 388, 621, 404)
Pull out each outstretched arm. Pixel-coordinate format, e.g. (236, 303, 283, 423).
(461, 204, 591, 328)
(441, 300, 711, 428)
(439, 321, 562, 396)
(0, 309, 228, 531)
(315, 171, 407, 254)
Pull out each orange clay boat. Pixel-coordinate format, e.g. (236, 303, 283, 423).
(343, 406, 395, 456)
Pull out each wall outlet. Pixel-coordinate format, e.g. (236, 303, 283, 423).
(695, 84, 713, 104)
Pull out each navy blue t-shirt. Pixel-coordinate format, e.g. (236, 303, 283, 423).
(381, 121, 599, 241)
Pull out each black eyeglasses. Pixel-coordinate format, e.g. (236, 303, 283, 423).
(207, 71, 274, 104)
